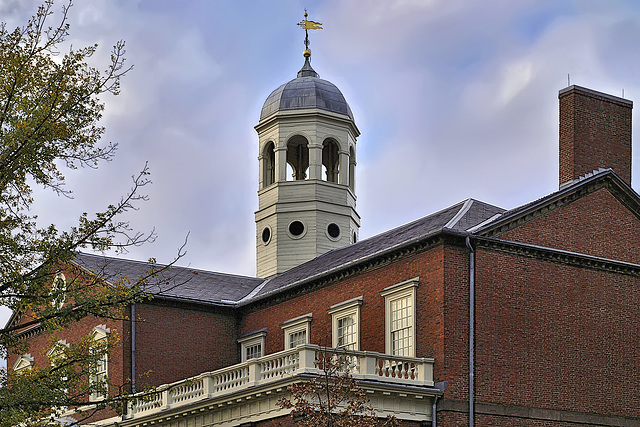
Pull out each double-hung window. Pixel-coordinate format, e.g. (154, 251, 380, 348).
(90, 325, 110, 402)
(328, 297, 362, 351)
(48, 340, 70, 415)
(281, 314, 312, 349)
(239, 330, 267, 362)
(381, 278, 418, 357)
(51, 273, 67, 310)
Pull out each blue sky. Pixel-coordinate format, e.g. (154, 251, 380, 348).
(2, 0, 640, 355)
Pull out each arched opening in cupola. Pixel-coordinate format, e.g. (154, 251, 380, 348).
(322, 138, 340, 183)
(286, 135, 309, 180)
(263, 142, 275, 187)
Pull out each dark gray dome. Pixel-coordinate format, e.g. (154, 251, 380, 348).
(259, 58, 354, 121)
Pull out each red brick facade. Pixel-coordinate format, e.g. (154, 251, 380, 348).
(7, 314, 127, 423)
(241, 245, 445, 359)
(475, 250, 640, 418)
(499, 187, 640, 264)
(132, 301, 237, 389)
(559, 86, 633, 186)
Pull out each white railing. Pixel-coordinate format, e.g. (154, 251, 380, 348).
(126, 344, 434, 419)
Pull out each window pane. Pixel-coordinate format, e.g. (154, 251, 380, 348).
(337, 315, 356, 350)
(289, 330, 306, 348)
(246, 343, 262, 360)
(390, 295, 413, 356)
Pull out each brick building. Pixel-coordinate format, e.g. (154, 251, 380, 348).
(6, 47, 640, 426)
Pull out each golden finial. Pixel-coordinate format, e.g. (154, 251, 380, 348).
(297, 9, 322, 57)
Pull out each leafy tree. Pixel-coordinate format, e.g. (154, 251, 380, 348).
(0, 1, 177, 425)
(278, 350, 399, 427)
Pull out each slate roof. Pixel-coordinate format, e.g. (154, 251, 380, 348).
(73, 253, 263, 306)
(259, 58, 354, 121)
(72, 198, 505, 307)
(242, 198, 505, 303)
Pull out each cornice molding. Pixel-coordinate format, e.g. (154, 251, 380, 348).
(475, 236, 640, 277)
(246, 235, 445, 311)
(480, 172, 640, 238)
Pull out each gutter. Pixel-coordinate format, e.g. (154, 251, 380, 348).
(240, 228, 450, 306)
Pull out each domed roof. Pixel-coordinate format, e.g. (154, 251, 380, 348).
(259, 58, 354, 122)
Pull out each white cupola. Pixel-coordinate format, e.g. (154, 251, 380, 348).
(255, 44, 360, 278)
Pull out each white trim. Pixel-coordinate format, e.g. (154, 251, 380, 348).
(47, 340, 69, 359)
(90, 325, 110, 402)
(239, 331, 267, 362)
(92, 324, 110, 340)
(51, 273, 67, 309)
(281, 314, 312, 349)
(466, 213, 503, 232)
(381, 279, 418, 357)
(286, 220, 307, 240)
(13, 353, 33, 371)
(261, 225, 273, 245)
(380, 277, 419, 297)
(328, 296, 362, 350)
(325, 223, 342, 242)
(444, 199, 473, 229)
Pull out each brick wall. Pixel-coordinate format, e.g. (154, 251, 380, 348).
(133, 301, 238, 388)
(475, 249, 640, 419)
(500, 187, 640, 264)
(241, 245, 446, 373)
(442, 244, 471, 403)
(6, 314, 126, 423)
(559, 86, 633, 187)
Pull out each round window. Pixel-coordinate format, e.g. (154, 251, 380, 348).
(261, 227, 271, 244)
(327, 223, 340, 239)
(288, 220, 305, 237)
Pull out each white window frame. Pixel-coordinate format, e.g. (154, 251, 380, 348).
(90, 325, 110, 402)
(328, 296, 362, 351)
(13, 353, 34, 372)
(238, 330, 266, 362)
(47, 340, 69, 364)
(381, 278, 418, 357)
(48, 340, 70, 415)
(281, 313, 312, 349)
(51, 273, 67, 309)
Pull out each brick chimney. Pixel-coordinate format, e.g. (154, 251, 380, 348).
(558, 85, 633, 188)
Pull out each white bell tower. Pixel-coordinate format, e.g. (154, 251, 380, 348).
(255, 17, 360, 278)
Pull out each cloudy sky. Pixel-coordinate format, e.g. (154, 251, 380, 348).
(2, 0, 640, 334)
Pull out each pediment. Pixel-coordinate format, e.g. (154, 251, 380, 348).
(13, 354, 33, 371)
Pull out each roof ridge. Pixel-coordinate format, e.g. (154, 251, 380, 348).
(444, 198, 474, 229)
(362, 200, 467, 241)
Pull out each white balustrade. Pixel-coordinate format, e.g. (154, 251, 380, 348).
(168, 378, 204, 404)
(126, 344, 434, 419)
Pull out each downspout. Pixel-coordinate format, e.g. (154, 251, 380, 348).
(131, 303, 136, 394)
(432, 395, 439, 427)
(465, 236, 475, 427)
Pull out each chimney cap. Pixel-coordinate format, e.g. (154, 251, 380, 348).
(559, 85, 633, 107)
